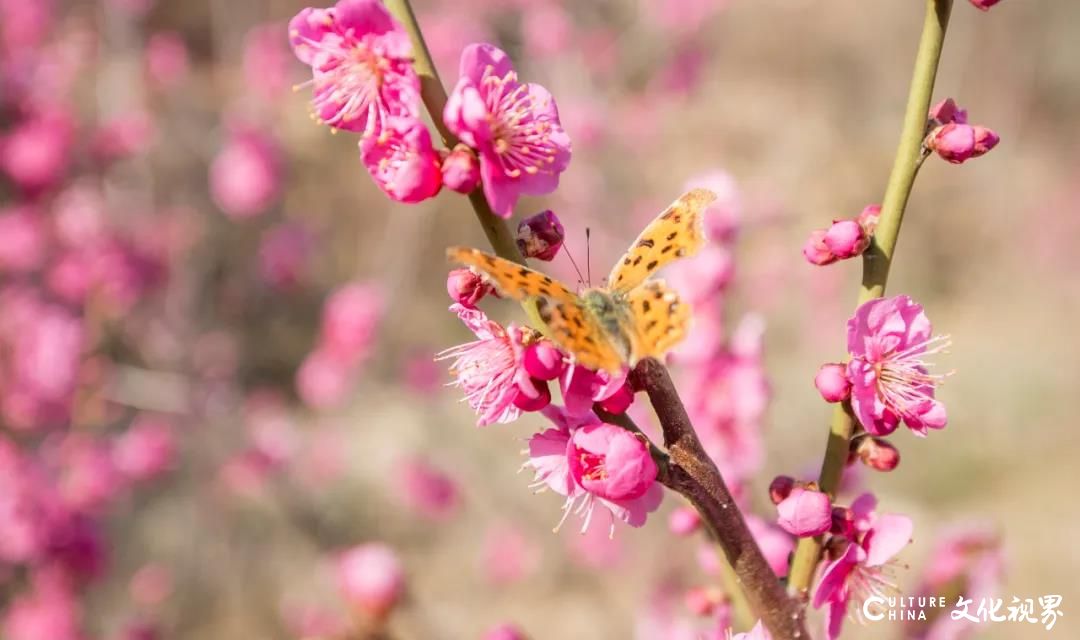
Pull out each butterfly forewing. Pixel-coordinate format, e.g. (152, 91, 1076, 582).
(447, 246, 625, 373)
(606, 188, 715, 294)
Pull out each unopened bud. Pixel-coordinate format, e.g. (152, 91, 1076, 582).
(447, 268, 493, 308)
(440, 144, 481, 194)
(802, 229, 837, 266)
(853, 436, 901, 472)
(516, 210, 564, 261)
(768, 475, 796, 505)
(814, 363, 851, 403)
(823, 219, 869, 260)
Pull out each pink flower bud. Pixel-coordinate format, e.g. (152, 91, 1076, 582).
(929, 123, 977, 164)
(598, 381, 634, 414)
(853, 436, 901, 471)
(568, 422, 657, 501)
(775, 487, 832, 537)
(684, 586, 722, 616)
(830, 506, 855, 538)
(814, 363, 851, 403)
(856, 204, 882, 236)
(668, 506, 702, 536)
(968, 0, 1002, 11)
(446, 268, 492, 308)
(522, 341, 565, 380)
(336, 544, 405, 618)
(768, 475, 795, 505)
(516, 210, 565, 261)
(512, 378, 551, 412)
(822, 219, 869, 260)
(971, 125, 1000, 157)
(928, 98, 967, 126)
(440, 144, 481, 193)
(802, 229, 837, 266)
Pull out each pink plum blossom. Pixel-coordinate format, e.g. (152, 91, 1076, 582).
(335, 543, 405, 618)
(775, 486, 832, 537)
(852, 436, 900, 472)
(438, 304, 542, 426)
(360, 116, 442, 203)
(522, 340, 566, 381)
(668, 506, 702, 536)
(145, 32, 189, 89)
(2, 572, 82, 640)
(525, 406, 662, 535)
(0, 206, 48, 273)
(516, 209, 565, 261)
(111, 416, 176, 482)
(929, 98, 967, 127)
(813, 493, 914, 640)
(846, 295, 949, 436)
(444, 43, 571, 217)
(559, 364, 630, 417)
(288, 0, 420, 134)
(320, 281, 383, 366)
(295, 349, 355, 409)
(823, 219, 869, 259)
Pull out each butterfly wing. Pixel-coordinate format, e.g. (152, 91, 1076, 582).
(447, 247, 625, 373)
(606, 188, 715, 294)
(625, 280, 691, 363)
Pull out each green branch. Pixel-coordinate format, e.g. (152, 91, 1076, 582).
(787, 0, 954, 597)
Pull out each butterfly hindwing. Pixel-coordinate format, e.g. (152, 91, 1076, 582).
(626, 280, 691, 362)
(607, 188, 715, 294)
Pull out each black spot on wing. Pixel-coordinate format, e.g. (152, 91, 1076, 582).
(661, 245, 673, 254)
(646, 260, 659, 270)
(636, 238, 655, 249)
(632, 256, 642, 266)
(641, 300, 651, 313)
(666, 231, 678, 241)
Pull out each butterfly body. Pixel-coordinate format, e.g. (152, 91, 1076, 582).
(448, 188, 717, 373)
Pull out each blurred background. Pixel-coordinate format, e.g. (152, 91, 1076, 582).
(0, 0, 1077, 638)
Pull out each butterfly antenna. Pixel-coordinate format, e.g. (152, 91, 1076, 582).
(561, 242, 587, 288)
(585, 228, 592, 287)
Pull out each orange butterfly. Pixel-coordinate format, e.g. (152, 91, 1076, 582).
(447, 189, 716, 373)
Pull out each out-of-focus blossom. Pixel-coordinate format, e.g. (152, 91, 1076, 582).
(746, 514, 794, 578)
(336, 543, 405, 618)
(668, 505, 701, 536)
(440, 144, 481, 194)
(288, 0, 419, 134)
(852, 436, 900, 472)
(846, 295, 949, 436)
(0, 109, 73, 193)
(483, 623, 528, 640)
(396, 456, 460, 521)
(129, 563, 173, 606)
(968, 0, 1002, 11)
(480, 523, 539, 585)
(445, 43, 571, 218)
(281, 604, 349, 639)
(111, 416, 176, 482)
(296, 349, 355, 409)
(107, 0, 154, 16)
(3, 305, 83, 431)
(243, 23, 291, 100)
(684, 586, 724, 616)
(646, 0, 730, 36)
(2, 572, 82, 640)
(438, 304, 541, 426)
(258, 222, 313, 290)
(52, 184, 106, 247)
(145, 32, 189, 89)
(525, 406, 662, 535)
(320, 281, 383, 366)
(0, 0, 54, 55)
(813, 493, 913, 640)
(0, 206, 48, 273)
(814, 362, 851, 403)
(516, 210, 565, 261)
(775, 486, 832, 537)
(91, 110, 156, 163)
(731, 620, 773, 640)
(905, 524, 1003, 639)
(521, 3, 573, 59)
(360, 116, 442, 203)
(667, 245, 734, 304)
(447, 268, 493, 309)
(209, 128, 282, 219)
